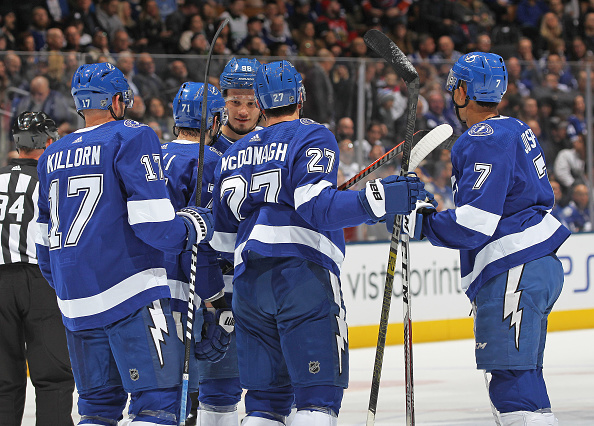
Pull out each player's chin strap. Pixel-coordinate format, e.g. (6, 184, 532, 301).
(452, 93, 469, 125)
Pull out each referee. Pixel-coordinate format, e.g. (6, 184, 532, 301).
(0, 111, 74, 425)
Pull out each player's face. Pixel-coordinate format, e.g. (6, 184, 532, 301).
(224, 88, 260, 135)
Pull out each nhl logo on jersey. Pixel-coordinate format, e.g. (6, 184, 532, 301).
(469, 123, 494, 137)
(129, 369, 139, 381)
(100, 99, 107, 107)
(308, 361, 320, 374)
(300, 118, 316, 125)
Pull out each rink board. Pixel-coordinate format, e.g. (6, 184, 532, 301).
(342, 232, 594, 348)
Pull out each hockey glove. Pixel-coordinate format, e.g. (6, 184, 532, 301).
(177, 206, 214, 249)
(385, 200, 436, 239)
(358, 174, 424, 222)
(195, 307, 234, 363)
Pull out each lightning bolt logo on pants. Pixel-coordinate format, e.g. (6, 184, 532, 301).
(503, 265, 524, 350)
(148, 300, 169, 367)
(330, 273, 348, 375)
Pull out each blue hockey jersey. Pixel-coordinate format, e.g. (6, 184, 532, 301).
(161, 139, 225, 307)
(421, 116, 571, 301)
(36, 119, 188, 331)
(210, 118, 373, 279)
(211, 133, 235, 155)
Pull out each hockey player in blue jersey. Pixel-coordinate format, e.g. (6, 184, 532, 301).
(212, 57, 264, 154)
(35, 63, 214, 426)
(181, 58, 265, 426)
(209, 60, 425, 426)
(161, 81, 238, 426)
(402, 52, 571, 425)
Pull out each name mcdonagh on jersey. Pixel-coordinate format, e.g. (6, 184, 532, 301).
(220, 142, 288, 172)
(46, 145, 101, 174)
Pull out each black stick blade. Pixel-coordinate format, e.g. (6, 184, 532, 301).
(364, 29, 418, 83)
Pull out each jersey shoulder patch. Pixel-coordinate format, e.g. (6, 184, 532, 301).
(468, 122, 494, 137)
(123, 119, 147, 129)
(300, 118, 317, 126)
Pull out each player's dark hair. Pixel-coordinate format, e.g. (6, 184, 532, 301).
(265, 103, 298, 118)
(177, 127, 200, 138)
(476, 100, 499, 108)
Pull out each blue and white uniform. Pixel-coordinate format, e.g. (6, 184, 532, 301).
(37, 120, 188, 331)
(36, 119, 188, 424)
(162, 139, 225, 310)
(210, 118, 374, 420)
(422, 116, 570, 301)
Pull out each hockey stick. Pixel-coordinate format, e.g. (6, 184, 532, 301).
(339, 124, 454, 191)
(364, 29, 419, 426)
(180, 17, 229, 426)
(409, 124, 453, 171)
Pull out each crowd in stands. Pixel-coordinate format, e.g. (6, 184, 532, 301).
(0, 0, 592, 238)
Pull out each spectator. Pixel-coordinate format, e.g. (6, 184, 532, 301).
(219, 0, 248, 50)
(264, 14, 296, 53)
(516, 37, 541, 90)
(300, 48, 335, 125)
(361, 0, 406, 28)
(567, 95, 587, 141)
(542, 52, 575, 89)
(560, 183, 592, 232)
(423, 89, 463, 135)
(335, 116, 355, 141)
(127, 94, 146, 122)
(43, 27, 65, 52)
(3, 53, 25, 92)
(415, 0, 457, 41)
(544, 117, 570, 168)
(475, 33, 492, 53)
(377, 91, 397, 142)
(506, 56, 531, 97)
(356, 121, 384, 159)
(582, 12, 594, 53)
(0, 11, 17, 50)
(111, 29, 131, 55)
(136, 0, 172, 54)
(554, 132, 586, 193)
(433, 35, 462, 76)
(519, 97, 539, 123)
(316, 0, 352, 47)
(538, 12, 566, 55)
(145, 97, 173, 141)
(391, 21, 415, 56)
(63, 24, 86, 52)
(29, 6, 51, 51)
(117, 0, 138, 42)
(11, 75, 76, 134)
(133, 53, 165, 100)
(237, 15, 266, 52)
(550, 179, 568, 226)
(408, 33, 437, 64)
(490, 5, 522, 57)
(70, 0, 102, 42)
(86, 30, 115, 64)
(426, 160, 455, 210)
(178, 13, 205, 52)
(337, 138, 359, 180)
(163, 60, 189, 99)
(96, 0, 124, 41)
(165, 0, 200, 40)
(115, 51, 139, 95)
(288, 0, 317, 34)
(451, 0, 494, 51)
(516, 0, 549, 40)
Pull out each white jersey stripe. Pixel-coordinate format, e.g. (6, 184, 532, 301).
(15, 173, 31, 193)
(455, 204, 500, 236)
(210, 231, 237, 253)
(9, 223, 22, 263)
(294, 180, 332, 209)
(167, 278, 202, 308)
(233, 224, 344, 271)
(58, 268, 168, 319)
(461, 214, 561, 289)
(127, 198, 175, 225)
(36, 222, 49, 246)
(26, 182, 39, 263)
(0, 173, 9, 192)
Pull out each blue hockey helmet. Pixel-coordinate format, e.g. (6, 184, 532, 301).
(254, 60, 306, 110)
(172, 82, 228, 129)
(220, 57, 261, 92)
(71, 63, 134, 111)
(12, 111, 59, 151)
(445, 52, 507, 103)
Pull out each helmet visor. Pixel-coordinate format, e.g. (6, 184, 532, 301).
(121, 88, 134, 109)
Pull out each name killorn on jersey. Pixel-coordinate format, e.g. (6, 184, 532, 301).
(46, 145, 101, 174)
(220, 143, 288, 172)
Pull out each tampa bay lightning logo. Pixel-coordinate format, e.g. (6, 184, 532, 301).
(123, 119, 146, 128)
(300, 118, 316, 125)
(465, 54, 480, 63)
(469, 123, 493, 136)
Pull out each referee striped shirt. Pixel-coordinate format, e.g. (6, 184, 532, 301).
(0, 158, 39, 265)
